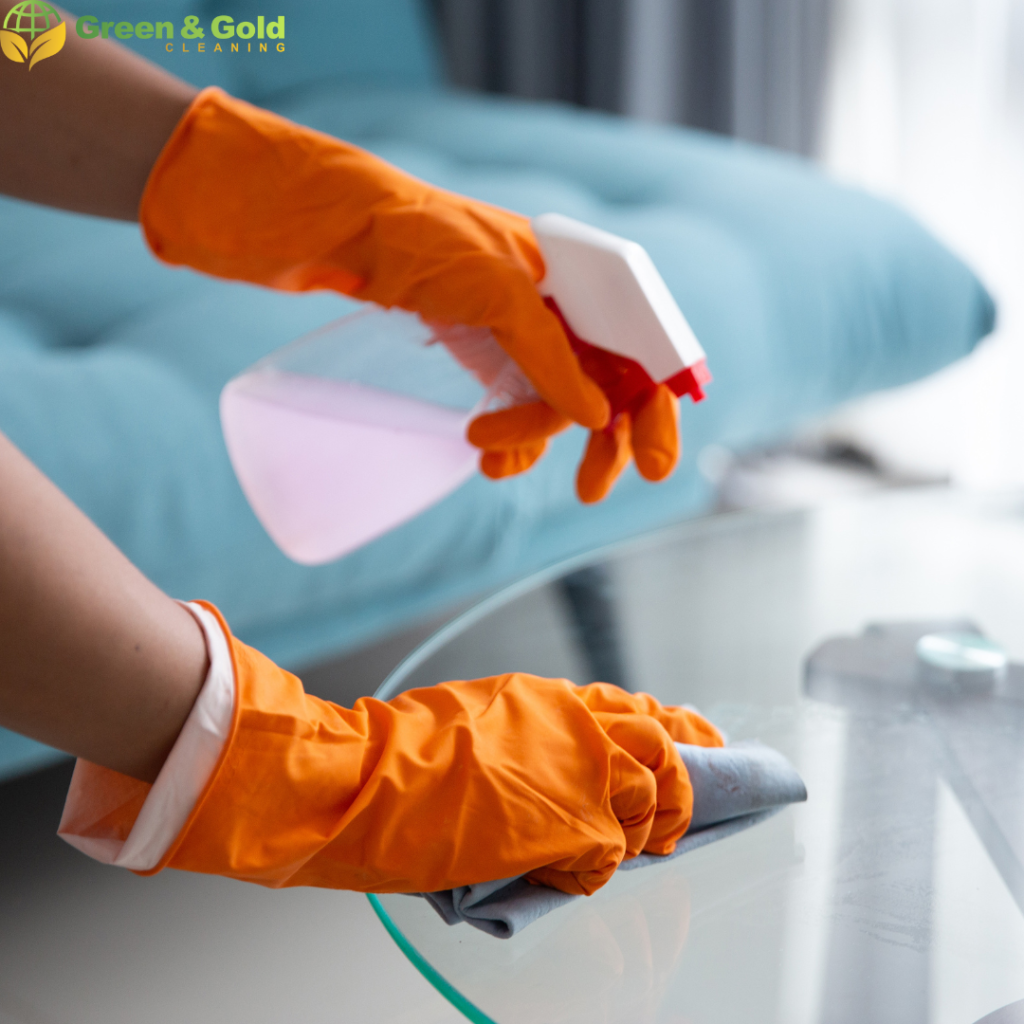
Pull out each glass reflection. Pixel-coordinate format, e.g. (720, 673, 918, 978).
(805, 623, 1024, 1023)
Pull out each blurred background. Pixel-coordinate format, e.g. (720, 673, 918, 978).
(429, 0, 1024, 506)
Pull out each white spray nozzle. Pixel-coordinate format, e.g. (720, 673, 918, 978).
(532, 212, 707, 386)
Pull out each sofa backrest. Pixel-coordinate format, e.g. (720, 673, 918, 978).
(67, 0, 442, 98)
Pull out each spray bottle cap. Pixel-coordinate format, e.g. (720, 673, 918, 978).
(532, 213, 710, 405)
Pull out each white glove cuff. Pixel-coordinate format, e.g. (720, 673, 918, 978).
(57, 602, 236, 870)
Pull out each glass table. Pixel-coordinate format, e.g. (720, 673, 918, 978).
(368, 490, 1024, 1024)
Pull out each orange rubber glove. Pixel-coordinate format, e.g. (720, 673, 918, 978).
(469, 295, 684, 501)
(469, 296, 684, 502)
(140, 88, 684, 502)
(469, 385, 680, 504)
(140, 87, 607, 436)
(130, 604, 722, 896)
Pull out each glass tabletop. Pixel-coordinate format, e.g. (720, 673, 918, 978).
(369, 490, 1024, 1024)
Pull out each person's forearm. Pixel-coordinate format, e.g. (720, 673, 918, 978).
(0, 3, 195, 220)
(0, 431, 209, 782)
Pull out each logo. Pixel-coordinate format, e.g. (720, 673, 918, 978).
(0, 1, 65, 69)
(73, 13, 285, 55)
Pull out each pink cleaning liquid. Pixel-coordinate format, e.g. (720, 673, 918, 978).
(220, 370, 478, 565)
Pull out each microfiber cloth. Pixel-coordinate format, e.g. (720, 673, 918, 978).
(417, 741, 807, 938)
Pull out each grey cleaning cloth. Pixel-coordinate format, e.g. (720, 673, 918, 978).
(417, 741, 807, 939)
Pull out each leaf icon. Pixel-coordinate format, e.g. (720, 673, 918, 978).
(0, 29, 28, 62)
(27, 19, 64, 70)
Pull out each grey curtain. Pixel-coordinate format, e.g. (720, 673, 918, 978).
(430, 0, 833, 157)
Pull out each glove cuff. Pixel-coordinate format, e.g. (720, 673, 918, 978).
(58, 601, 237, 872)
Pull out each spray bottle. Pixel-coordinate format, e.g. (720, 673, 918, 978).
(220, 214, 710, 565)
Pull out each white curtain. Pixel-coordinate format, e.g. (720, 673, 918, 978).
(818, 0, 1024, 486)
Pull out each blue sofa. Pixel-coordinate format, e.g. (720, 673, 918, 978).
(0, 0, 995, 779)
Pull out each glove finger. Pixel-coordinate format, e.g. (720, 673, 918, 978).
(576, 414, 633, 504)
(594, 711, 693, 856)
(631, 384, 680, 482)
(467, 401, 571, 450)
(489, 280, 610, 431)
(479, 441, 548, 479)
(575, 682, 725, 748)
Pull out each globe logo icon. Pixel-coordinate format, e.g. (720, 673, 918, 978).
(0, 1, 66, 70)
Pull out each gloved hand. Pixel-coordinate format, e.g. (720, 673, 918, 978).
(141, 88, 605, 432)
(469, 389, 679, 504)
(469, 299, 681, 502)
(140, 88, 682, 502)
(63, 602, 723, 896)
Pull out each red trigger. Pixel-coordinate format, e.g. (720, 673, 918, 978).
(543, 297, 710, 428)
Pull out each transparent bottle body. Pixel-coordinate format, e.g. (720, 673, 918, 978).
(220, 306, 535, 565)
